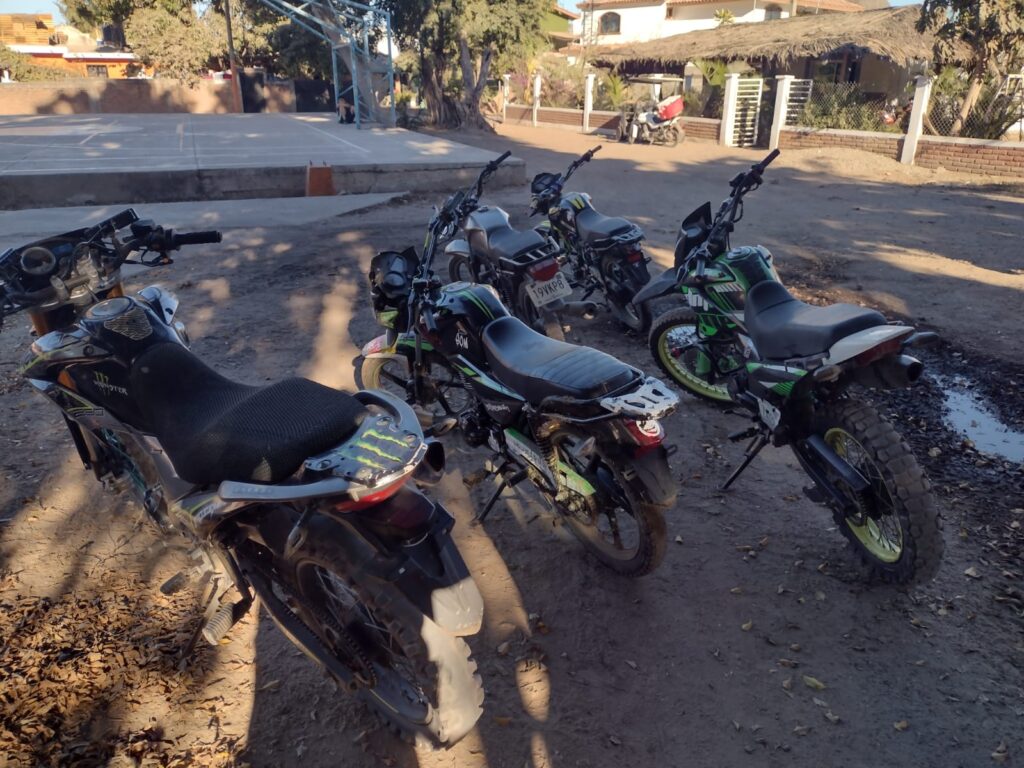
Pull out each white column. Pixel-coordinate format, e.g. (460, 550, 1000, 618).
(901, 75, 931, 165)
(502, 73, 511, 121)
(583, 72, 596, 133)
(770, 74, 794, 151)
(532, 73, 542, 127)
(720, 73, 740, 146)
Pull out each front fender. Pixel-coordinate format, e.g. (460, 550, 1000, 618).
(632, 264, 682, 306)
(444, 238, 472, 259)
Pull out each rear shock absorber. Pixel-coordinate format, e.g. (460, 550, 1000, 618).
(533, 419, 561, 490)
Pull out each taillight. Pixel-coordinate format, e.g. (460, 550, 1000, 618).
(332, 476, 409, 512)
(626, 247, 644, 263)
(528, 258, 560, 282)
(852, 337, 903, 367)
(624, 419, 664, 457)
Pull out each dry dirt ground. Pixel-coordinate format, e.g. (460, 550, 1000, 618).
(1, 124, 1022, 768)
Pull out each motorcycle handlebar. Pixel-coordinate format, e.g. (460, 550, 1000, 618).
(170, 230, 223, 248)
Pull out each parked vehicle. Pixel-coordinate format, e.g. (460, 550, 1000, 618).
(636, 149, 944, 583)
(445, 152, 590, 341)
(356, 154, 680, 577)
(620, 96, 685, 147)
(531, 144, 653, 331)
(0, 211, 484, 745)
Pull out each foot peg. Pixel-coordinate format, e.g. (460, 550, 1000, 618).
(160, 571, 189, 595)
(202, 599, 249, 646)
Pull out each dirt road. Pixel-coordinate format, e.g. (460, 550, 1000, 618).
(1, 126, 1022, 768)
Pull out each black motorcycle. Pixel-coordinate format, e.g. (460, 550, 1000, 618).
(355, 156, 679, 577)
(0, 211, 484, 745)
(530, 145, 652, 332)
(445, 152, 592, 341)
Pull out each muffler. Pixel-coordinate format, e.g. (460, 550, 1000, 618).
(560, 300, 599, 319)
(854, 354, 924, 389)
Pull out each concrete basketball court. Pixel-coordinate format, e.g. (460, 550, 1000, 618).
(0, 113, 523, 209)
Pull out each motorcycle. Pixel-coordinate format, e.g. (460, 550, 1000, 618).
(445, 152, 593, 341)
(356, 154, 680, 577)
(636, 149, 943, 584)
(622, 96, 685, 147)
(531, 144, 652, 332)
(0, 211, 484, 745)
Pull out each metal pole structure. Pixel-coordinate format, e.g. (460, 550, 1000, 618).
(331, 43, 341, 119)
(349, 42, 361, 128)
(385, 13, 396, 128)
(222, 0, 244, 113)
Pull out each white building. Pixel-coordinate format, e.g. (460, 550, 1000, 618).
(574, 0, 864, 47)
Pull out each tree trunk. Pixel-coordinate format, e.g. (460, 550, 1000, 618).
(952, 63, 986, 136)
(457, 38, 493, 130)
(420, 51, 459, 127)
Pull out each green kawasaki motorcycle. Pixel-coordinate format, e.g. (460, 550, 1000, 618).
(635, 149, 943, 584)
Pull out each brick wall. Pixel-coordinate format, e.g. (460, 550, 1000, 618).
(537, 107, 584, 128)
(505, 104, 533, 125)
(779, 127, 904, 160)
(0, 79, 297, 115)
(915, 136, 1024, 179)
(682, 117, 721, 142)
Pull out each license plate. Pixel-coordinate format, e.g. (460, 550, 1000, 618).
(525, 271, 572, 307)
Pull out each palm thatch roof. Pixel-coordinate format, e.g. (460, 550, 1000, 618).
(589, 6, 942, 72)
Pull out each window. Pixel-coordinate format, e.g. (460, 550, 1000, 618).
(86, 65, 109, 78)
(665, 6, 674, 18)
(599, 12, 621, 35)
(764, 4, 783, 19)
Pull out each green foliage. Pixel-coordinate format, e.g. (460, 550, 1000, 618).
(538, 56, 586, 108)
(266, 22, 333, 78)
(927, 67, 1024, 138)
(693, 59, 728, 87)
(595, 71, 626, 110)
(0, 45, 71, 81)
(714, 9, 735, 26)
(57, 0, 135, 28)
(124, 6, 218, 83)
(799, 83, 897, 132)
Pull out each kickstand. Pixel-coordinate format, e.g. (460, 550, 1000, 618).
(473, 462, 526, 524)
(720, 432, 769, 491)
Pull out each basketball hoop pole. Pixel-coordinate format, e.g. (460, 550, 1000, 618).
(223, 0, 244, 113)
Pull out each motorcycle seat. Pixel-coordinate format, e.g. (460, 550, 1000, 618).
(131, 343, 367, 487)
(486, 226, 548, 261)
(745, 281, 886, 361)
(481, 316, 637, 402)
(575, 207, 635, 244)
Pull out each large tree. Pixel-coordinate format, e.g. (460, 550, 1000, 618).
(377, 0, 546, 128)
(918, 0, 1024, 134)
(124, 5, 218, 82)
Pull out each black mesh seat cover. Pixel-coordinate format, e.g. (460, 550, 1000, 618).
(575, 207, 633, 243)
(486, 226, 548, 261)
(745, 281, 886, 361)
(130, 343, 367, 487)
(482, 316, 637, 402)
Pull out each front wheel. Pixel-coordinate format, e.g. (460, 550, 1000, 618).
(448, 252, 477, 284)
(649, 307, 738, 403)
(554, 435, 668, 576)
(239, 526, 484, 745)
(802, 400, 943, 584)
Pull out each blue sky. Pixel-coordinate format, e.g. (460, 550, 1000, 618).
(3, 0, 920, 25)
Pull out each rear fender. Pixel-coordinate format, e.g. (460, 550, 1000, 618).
(823, 325, 913, 366)
(621, 445, 677, 507)
(632, 265, 681, 306)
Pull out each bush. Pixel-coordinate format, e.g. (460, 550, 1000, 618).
(0, 45, 70, 82)
(799, 82, 896, 132)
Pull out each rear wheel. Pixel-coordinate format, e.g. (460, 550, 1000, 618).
(601, 254, 650, 332)
(649, 307, 738, 403)
(663, 126, 680, 147)
(516, 283, 565, 341)
(241, 526, 483, 746)
(805, 400, 943, 584)
(553, 435, 667, 576)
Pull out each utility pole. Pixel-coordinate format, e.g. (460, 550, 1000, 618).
(223, 0, 244, 112)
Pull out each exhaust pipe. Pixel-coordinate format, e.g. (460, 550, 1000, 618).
(857, 354, 923, 389)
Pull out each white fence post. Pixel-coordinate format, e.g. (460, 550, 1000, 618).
(770, 74, 794, 151)
(721, 73, 740, 146)
(502, 73, 511, 121)
(532, 73, 542, 127)
(583, 72, 595, 133)
(901, 75, 931, 165)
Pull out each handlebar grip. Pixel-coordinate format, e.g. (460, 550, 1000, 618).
(495, 150, 512, 164)
(756, 149, 780, 172)
(170, 230, 223, 248)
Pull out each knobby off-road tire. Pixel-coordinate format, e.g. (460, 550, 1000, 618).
(810, 400, 943, 584)
(648, 307, 736, 403)
(555, 437, 668, 577)
(246, 519, 484, 746)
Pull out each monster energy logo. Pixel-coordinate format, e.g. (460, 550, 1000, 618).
(93, 371, 128, 397)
